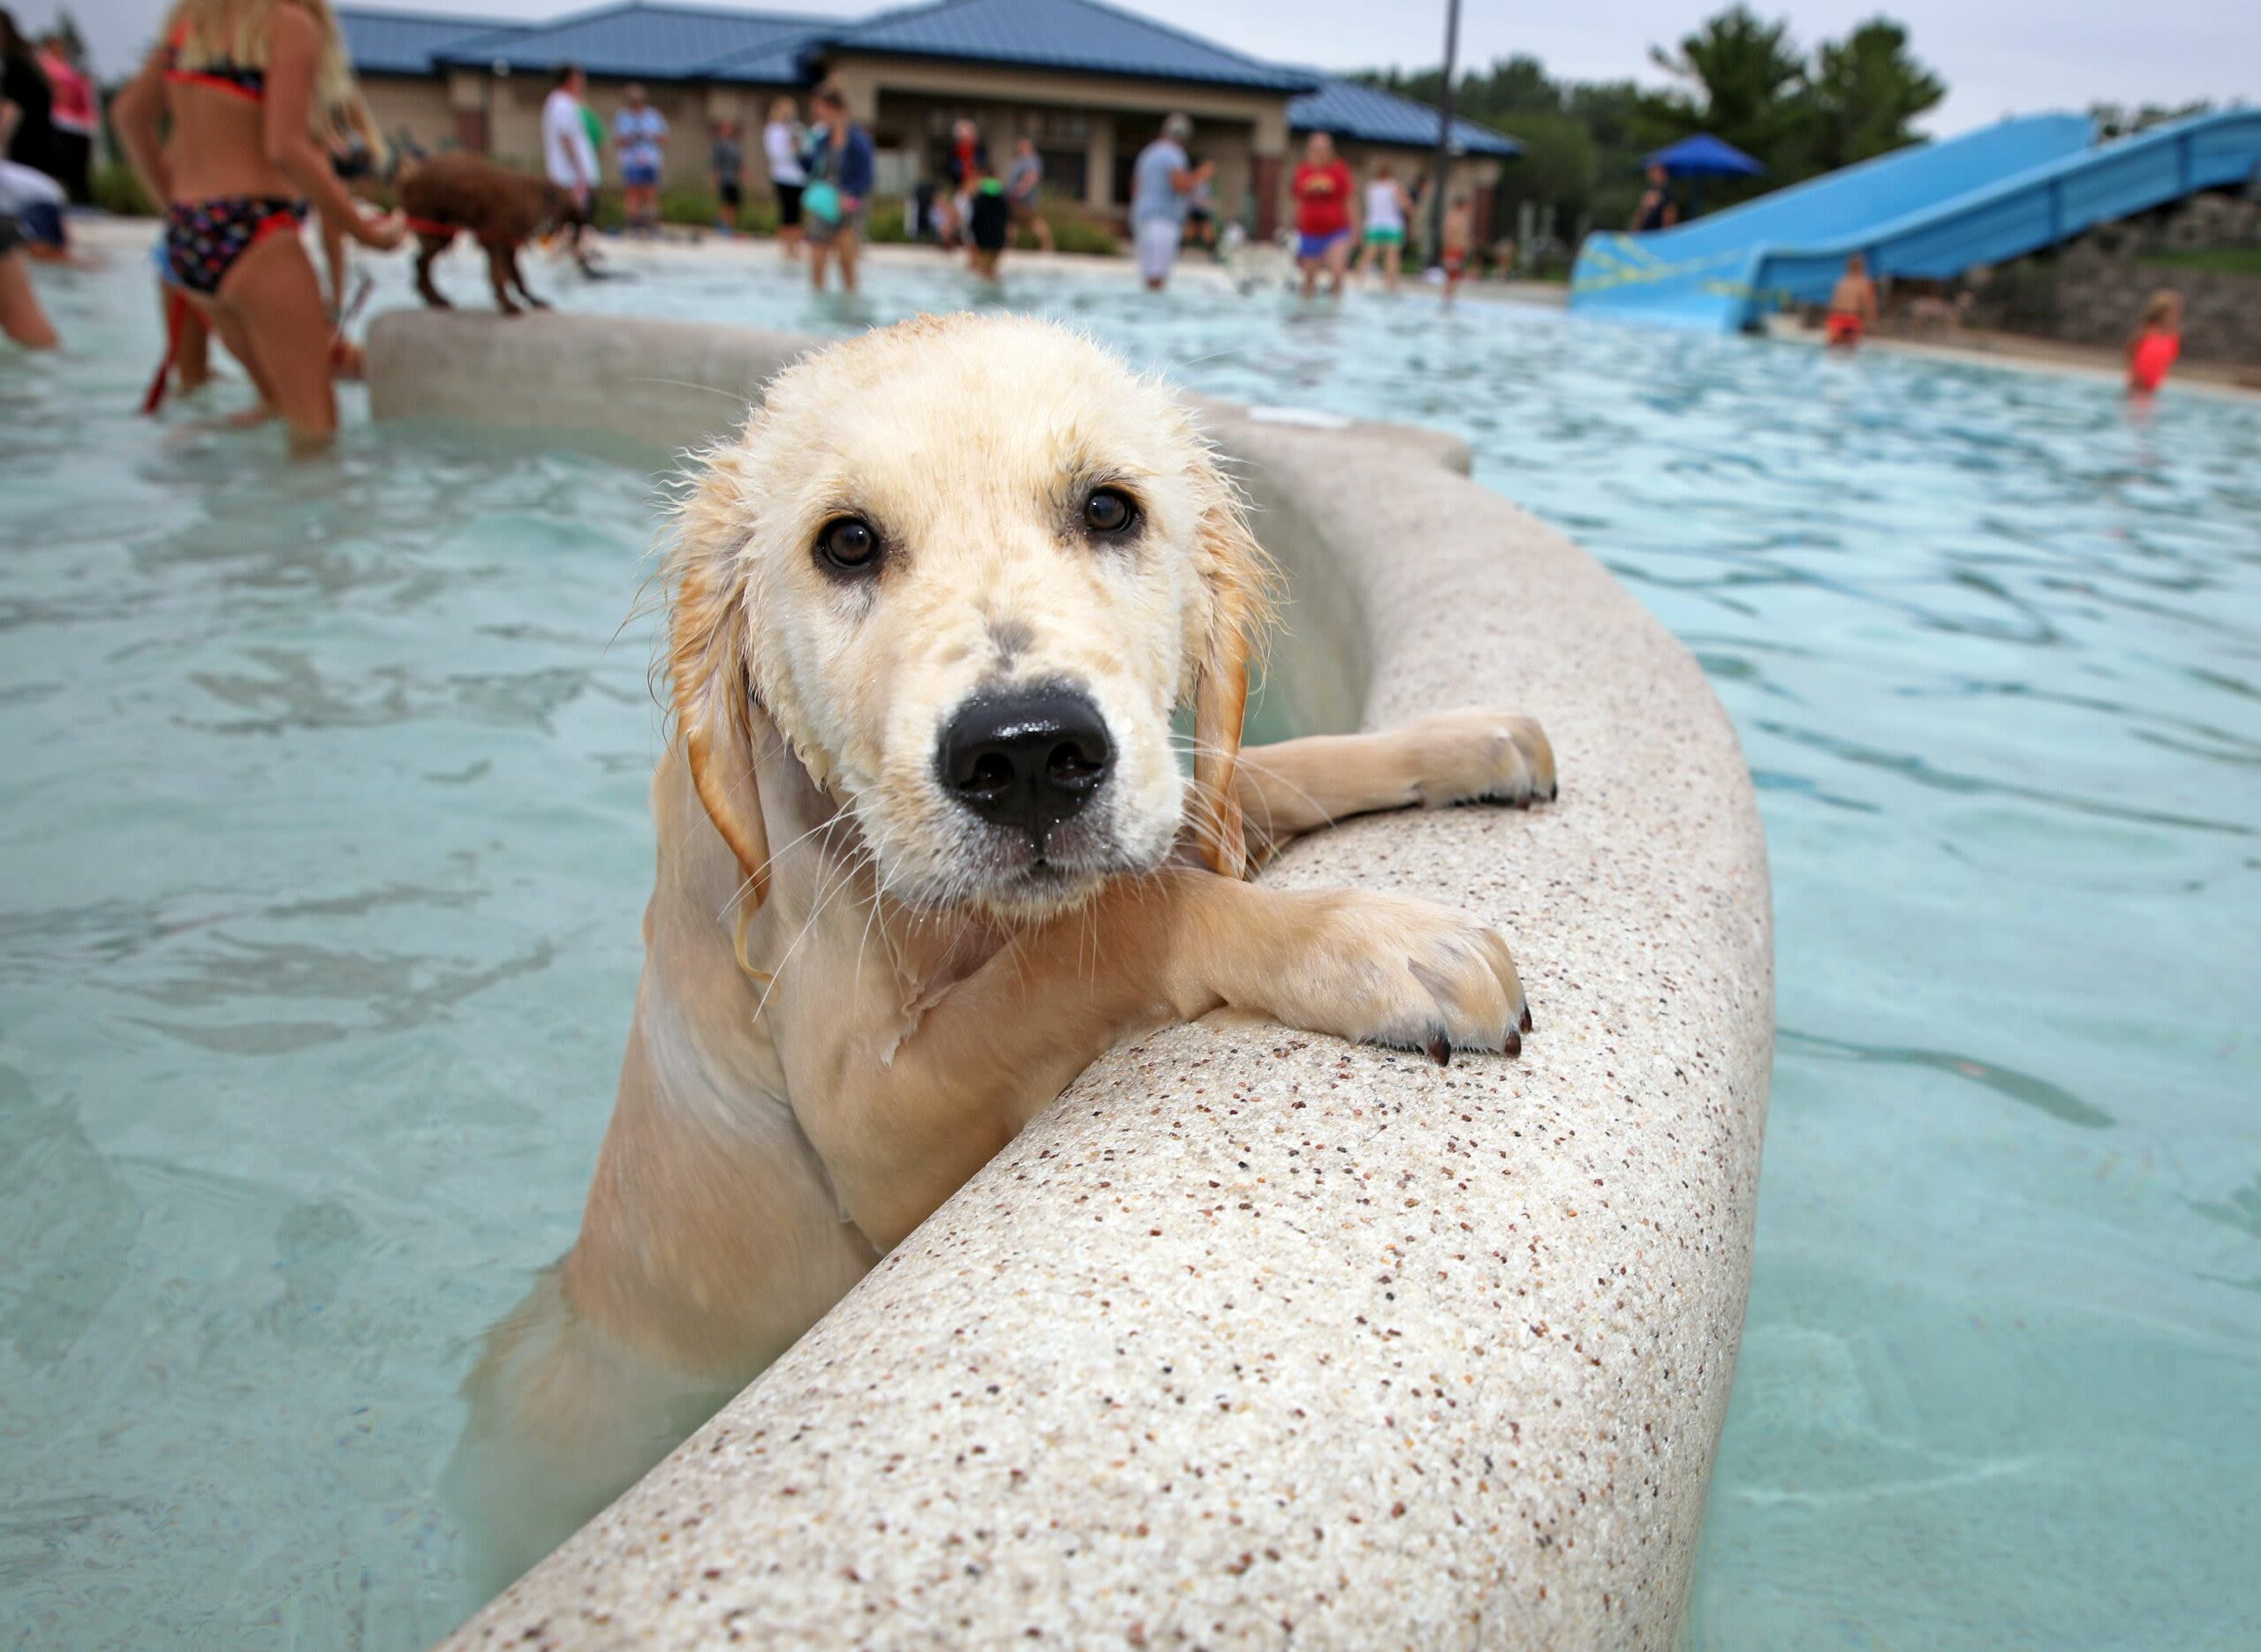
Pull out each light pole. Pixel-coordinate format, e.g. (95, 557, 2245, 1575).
(1427, 0, 1462, 267)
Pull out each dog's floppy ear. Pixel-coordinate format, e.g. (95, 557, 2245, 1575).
(1188, 468, 1276, 881)
(668, 474, 773, 915)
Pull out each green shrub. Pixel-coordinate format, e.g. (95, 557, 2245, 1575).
(731, 200, 780, 236)
(659, 187, 718, 226)
(863, 200, 910, 244)
(93, 160, 157, 217)
(1033, 209, 1118, 257)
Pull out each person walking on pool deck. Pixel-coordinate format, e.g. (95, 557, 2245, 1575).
(2126, 289, 2182, 396)
(542, 64, 597, 271)
(1005, 136, 1051, 253)
(710, 117, 742, 235)
(800, 81, 872, 296)
(1826, 253, 1878, 349)
(1292, 131, 1356, 298)
(614, 83, 666, 237)
(111, 0, 403, 452)
(763, 96, 805, 260)
(1129, 113, 1210, 292)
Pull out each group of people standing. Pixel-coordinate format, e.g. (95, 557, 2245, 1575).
(537, 67, 665, 239)
(1124, 121, 1471, 300)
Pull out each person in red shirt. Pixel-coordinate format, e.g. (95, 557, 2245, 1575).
(1291, 131, 1356, 298)
(35, 32, 95, 202)
(2126, 289, 2182, 396)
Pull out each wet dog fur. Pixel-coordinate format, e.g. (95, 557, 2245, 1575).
(443, 314, 1555, 1588)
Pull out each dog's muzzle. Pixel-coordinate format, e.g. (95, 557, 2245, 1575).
(937, 687, 1114, 850)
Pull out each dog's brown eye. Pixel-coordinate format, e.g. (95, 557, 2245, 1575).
(818, 517, 880, 572)
(1082, 487, 1138, 537)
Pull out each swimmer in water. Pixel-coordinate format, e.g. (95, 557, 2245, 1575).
(1825, 253, 1878, 350)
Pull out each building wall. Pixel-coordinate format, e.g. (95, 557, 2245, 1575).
(359, 72, 458, 161)
(359, 57, 1511, 240)
(870, 87, 1255, 223)
(821, 52, 1290, 231)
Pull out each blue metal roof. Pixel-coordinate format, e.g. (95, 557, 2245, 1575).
(1288, 77, 1522, 159)
(430, 3, 830, 85)
(339, 7, 526, 75)
(814, 0, 1319, 94)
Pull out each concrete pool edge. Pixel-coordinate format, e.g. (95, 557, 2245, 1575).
(370, 310, 1774, 1651)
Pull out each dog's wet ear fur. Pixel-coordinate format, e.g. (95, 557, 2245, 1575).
(1188, 456, 1277, 881)
(669, 468, 772, 915)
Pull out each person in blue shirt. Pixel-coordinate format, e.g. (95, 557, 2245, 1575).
(801, 81, 874, 295)
(613, 83, 667, 237)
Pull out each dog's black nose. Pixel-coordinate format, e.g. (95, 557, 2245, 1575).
(939, 689, 1115, 842)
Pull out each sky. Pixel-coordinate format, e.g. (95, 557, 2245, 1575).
(45, 0, 2261, 139)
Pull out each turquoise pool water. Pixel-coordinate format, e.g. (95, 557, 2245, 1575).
(4, 238, 2257, 1648)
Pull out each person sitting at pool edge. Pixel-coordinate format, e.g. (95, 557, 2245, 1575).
(1826, 254, 1878, 350)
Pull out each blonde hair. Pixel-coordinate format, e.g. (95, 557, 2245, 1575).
(2136, 288, 2182, 333)
(164, 0, 364, 137)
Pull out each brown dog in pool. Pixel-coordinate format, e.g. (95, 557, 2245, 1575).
(396, 152, 576, 315)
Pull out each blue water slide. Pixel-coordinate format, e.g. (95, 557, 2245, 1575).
(1571, 108, 2261, 333)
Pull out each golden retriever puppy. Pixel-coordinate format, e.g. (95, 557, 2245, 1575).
(444, 314, 1554, 1588)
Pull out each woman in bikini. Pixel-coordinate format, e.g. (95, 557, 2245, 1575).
(113, 0, 399, 452)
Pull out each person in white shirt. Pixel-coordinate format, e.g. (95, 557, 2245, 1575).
(1356, 161, 1413, 290)
(762, 96, 805, 260)
(541, 64, 597, 268)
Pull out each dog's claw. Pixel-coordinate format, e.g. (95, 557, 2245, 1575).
(1520, 1004, 1533, 1034)
(1502, 1026, 1522, 1057)
(1426, 1034, 1451, 1067)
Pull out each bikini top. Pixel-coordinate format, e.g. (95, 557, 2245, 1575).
(163, 26, 267, 101)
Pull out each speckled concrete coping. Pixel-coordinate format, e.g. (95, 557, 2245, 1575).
(369, 310, 1773, 1651)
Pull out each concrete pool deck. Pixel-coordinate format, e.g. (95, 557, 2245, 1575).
(369, 310, 1774, 1650)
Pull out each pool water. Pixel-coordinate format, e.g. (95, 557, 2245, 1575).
(4, 236, 2257, 1649)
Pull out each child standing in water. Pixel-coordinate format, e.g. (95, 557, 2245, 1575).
(1440, 193, 1472, 301)
(965, 159, 1009, 283)
(1826, 253, 1878, 348)
(2126, 290, 2182, 396)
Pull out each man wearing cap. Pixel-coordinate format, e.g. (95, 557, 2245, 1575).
(1128, 113, 1213, 292)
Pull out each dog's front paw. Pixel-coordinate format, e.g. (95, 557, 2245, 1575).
(1400, 710, 1557, 809)
(1260, 889, 1529, 1064)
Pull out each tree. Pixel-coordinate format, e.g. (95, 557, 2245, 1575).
(1647, 4, 1814, 173)
(1809, 18, 1943, 170)
(2090, 99, 2212, 140)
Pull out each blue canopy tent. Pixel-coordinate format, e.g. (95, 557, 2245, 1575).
(1644, 133, 1766, 177)
(1644, 133, 1766, 219)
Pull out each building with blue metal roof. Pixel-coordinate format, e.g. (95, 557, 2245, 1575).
(341, 0, 1517, 242)
(1287, 76, 1522, 162)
